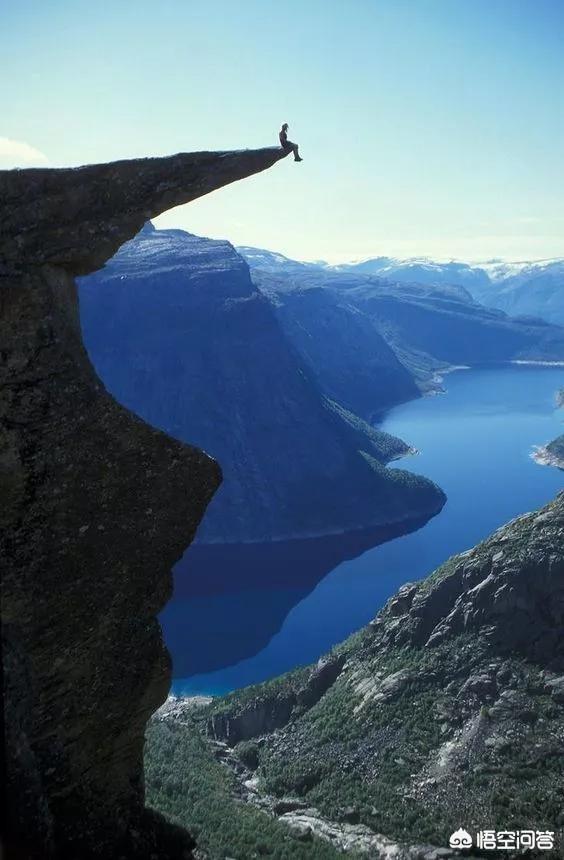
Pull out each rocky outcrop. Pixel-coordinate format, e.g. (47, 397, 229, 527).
(207, 654, 346, 745)
(1, 148, 288, 275)
(373, 492, 564, 666)
(534, 434, 564, 471)
(0, 147, 288, 858)
(295, 654, 347, 709)
(208, 696, 297, 745)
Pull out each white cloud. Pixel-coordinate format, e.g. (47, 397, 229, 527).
(0, 137, 49, 168)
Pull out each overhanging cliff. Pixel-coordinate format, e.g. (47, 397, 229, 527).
(1, 147, 288, 275)
(0, 146, 288, 859)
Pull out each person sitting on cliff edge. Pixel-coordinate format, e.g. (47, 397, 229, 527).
(279, 123, 303, 161)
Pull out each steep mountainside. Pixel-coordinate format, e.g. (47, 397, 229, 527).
(80, 225, 445, 543)
(240, 250, 564, 394)
(345, 280, 564, 372)
(0, 146, 290, 859)
(256, 271, 420, 418)
(148, 492, 564, 856)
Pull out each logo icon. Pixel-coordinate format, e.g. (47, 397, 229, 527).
(449, 828, 473, 849)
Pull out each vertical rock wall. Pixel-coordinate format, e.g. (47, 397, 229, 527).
(0, 147, 288, 857)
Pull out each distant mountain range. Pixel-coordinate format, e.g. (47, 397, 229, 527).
(239, 246, 564, 407)
(239, 248, 564, 326)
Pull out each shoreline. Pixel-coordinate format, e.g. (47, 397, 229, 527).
(511, 359, 564, 367)
(531, 445, 564, 471)
(387, 444, 419, 461)
(427, 364, 471, 393)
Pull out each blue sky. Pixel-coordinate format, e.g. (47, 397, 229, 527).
(2, 0, 563, 261)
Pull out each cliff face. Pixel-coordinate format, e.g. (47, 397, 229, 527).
(0, 147, 288, 859)
(255, 272, 420, 418)
(148, 492, 564, 856)
(79, 226, 445, 544)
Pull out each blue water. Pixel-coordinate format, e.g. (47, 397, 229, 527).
(169, 365, 563, 696)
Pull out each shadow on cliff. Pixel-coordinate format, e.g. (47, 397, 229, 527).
(162, 512, 434, 679)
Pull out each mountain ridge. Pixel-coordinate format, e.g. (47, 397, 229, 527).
(80, 225, 446, 544)
(239, 244, 564, 406)
(240, 246, 564, 325)
(238, 246, 564, 327)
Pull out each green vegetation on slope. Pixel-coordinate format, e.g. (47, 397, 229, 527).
(256, 644, 564, 845)
(145, 716, 343, 859)
(146, 493, 564, 854)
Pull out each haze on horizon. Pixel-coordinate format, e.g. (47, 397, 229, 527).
(2, 0, 563, 262)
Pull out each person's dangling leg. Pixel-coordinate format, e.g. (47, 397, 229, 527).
(292, 143, 303, 162)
